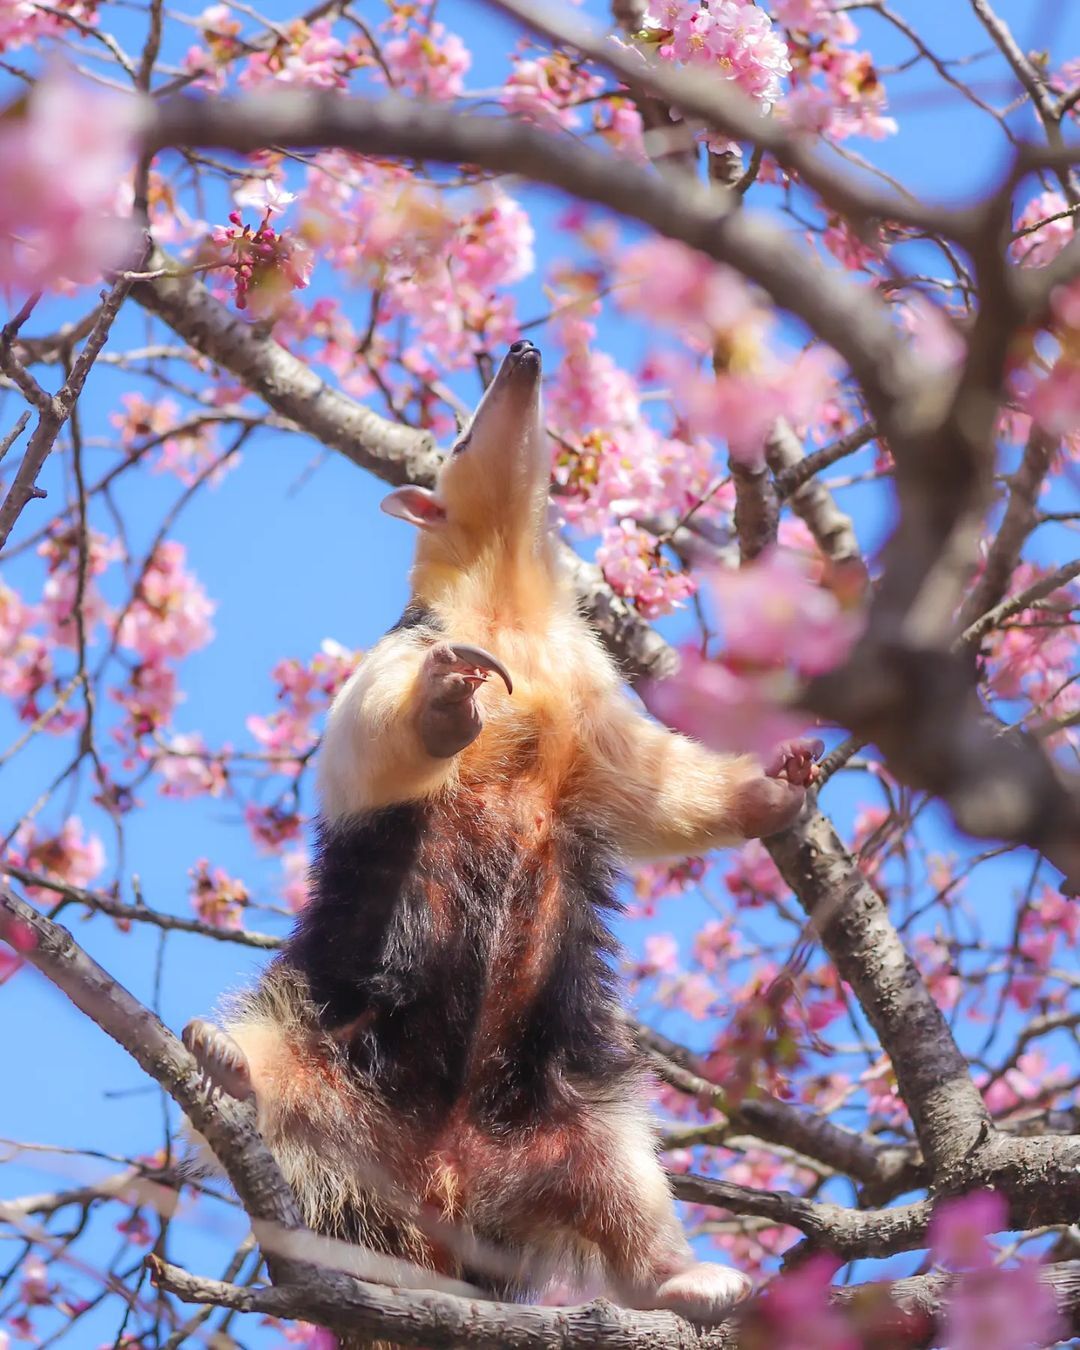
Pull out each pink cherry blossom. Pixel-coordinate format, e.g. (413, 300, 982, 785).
(281, 848, 311, 912)
(860, 1054, 907, 1126)
(929, 1189, 1008, 1270)
(669, 971, 716, 1019)
(0, 582, 56, 724)
(155, 735, 227, 799)
(631, 856, 709, 913)
(111, 393, 181, 449)
(112, 662, 181, 742)
(115, 1211, 153, 1245)
(900, 295, 967, 374)
(645, 646, 809, 757)
(645, 0, 791, 107)
(211, 208, 313, 315)
(692, 918, 739, 971)
(18, 1257, 51, 1305)
(1011, 191, 1072, 267)
(247, 640, 357, 767)
(382, 21, 470, 99)
(238, 18, 349, 90)
(501, 53, 603, 130)
(912, 935, 962, 1010)
(724, 839, 787, 908)
(10, 817, 105, 893)
(596, 521, 695, 619)
(941, 1265, 1063, 1350)
(592, 97, 646, 156)
(821, 215, 881, 271)
(0, 71, 139, 293)
(1027, 356, 1080, 435)
(117, 542, 215, 664)
(708, 547, 863, 675)
(981, 1051, 1067, 1117)
(38, 528, 120, 648)
(189, 859, 248, 931)
(778, 3, 896, 142)
(639, 932, 680, 976)
(616, 238, 757, 349)
(755, 1254, 857, 1350)
(0, 945, 23, 988)
(0, 0, 98, 52)
(244, 804, 302, 854)
(277, 1324, 338, 1348)
(234, 179, 297, 216)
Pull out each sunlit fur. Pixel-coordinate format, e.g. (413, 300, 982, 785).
(189, 346, 762, 1334)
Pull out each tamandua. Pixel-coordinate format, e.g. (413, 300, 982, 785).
(183, 339, 821, 1328)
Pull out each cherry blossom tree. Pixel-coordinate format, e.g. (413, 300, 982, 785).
(1, 0, 1080, 1346)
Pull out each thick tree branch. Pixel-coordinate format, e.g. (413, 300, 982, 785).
(152, 1255, 1080, 1347)
(151, 1258, 738, 1350)
(130, 248, 440, 486)
(764, 418, 863, 566)
(671, 1173, 931, 1261)
(482, 0, 973, 240)
(144, 93, 924, 442)
(0, 884, 308, 1282)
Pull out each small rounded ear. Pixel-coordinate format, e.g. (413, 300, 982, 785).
(380, 486, 447, 529)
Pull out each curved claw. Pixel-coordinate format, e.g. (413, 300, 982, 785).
(448, 643, 513, 696)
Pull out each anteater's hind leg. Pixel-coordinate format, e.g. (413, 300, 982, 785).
(533, 1105, 751, 1323)
(182, 1017, 254, 1101)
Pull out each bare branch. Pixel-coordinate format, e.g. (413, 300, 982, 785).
(2, 865, 283, 950)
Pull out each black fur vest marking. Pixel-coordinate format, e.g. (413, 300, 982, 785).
(285, 795, 638, 1133)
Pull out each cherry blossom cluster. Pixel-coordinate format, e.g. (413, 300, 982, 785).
(209, 205, 313, 316)
(0, 0, 96, 55)
(501, 51, 605, 130)
(189, 858, 249, 930)
(8, 816, 105, 897)
(246, 639, 358, 773)
(112, 392, 234, 486)
(640, 0, 791, 108)
(649, 547, 863, 755)
(0, 580, 60, 725)
(1009, 192, 1080, 439)
(984, 562, 1080, 750)
(736, 1194, 1060, 1350)
(0, 73, 138, 293)
(299, 162, 533, 367)
(773, 0, 897, 141)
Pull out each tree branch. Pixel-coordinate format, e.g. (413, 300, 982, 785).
(150, 1257, 739, 1349)
(144, 92, 923, 442)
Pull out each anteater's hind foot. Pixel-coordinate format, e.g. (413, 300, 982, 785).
(182, 1017, 254, 1101)
(652, 1262, 752, 1323)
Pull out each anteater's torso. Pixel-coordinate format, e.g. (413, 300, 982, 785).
(285, 782, 636, 1140)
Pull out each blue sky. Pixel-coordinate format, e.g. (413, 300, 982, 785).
(1, 1, 1079, 1345)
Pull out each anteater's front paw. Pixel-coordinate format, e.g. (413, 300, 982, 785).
(737, 737, 825, 838)
(653, 1262, 752, 1322)
(765, 737, 825, 788)
(182, 1018, 254, 1101)
(416, 641, 513, 758)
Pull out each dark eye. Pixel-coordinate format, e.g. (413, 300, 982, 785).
(452, 434, 471, 456)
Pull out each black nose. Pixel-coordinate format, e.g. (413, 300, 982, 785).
(509, 339, 536, 355)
